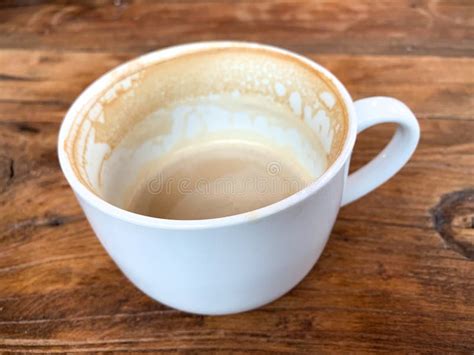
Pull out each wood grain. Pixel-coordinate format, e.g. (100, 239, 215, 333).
(0, 0, 473, 353)
(1, 0, 473, 56)
(1, 50, 472, 122)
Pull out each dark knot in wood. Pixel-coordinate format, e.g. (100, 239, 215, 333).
(0, 156, 14, 193)
(431, 189, 474, 260)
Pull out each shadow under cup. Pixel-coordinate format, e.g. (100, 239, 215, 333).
(62, 45, 349, 220)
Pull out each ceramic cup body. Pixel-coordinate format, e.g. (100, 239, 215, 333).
(58, 42, 419, 315)
(76, 167, 344, 314)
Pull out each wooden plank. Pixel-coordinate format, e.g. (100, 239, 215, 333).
(0, 217, 473, 352)
(0, 50, 472, 124)
(0, 0, 473, 57)
(1, 116, 472, 240)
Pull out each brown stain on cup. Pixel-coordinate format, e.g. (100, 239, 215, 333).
(61, 43, 351, 208)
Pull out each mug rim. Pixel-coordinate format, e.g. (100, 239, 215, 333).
(58, 41, 357, 230)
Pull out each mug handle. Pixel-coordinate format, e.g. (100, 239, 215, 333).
(341, 97, 420, 206)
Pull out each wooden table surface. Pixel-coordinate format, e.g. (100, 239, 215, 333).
(1, 0, 473, 353)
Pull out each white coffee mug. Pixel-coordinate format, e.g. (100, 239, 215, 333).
(58, 42, 419, 315)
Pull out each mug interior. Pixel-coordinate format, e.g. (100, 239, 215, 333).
(61, 43, 349, 217)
